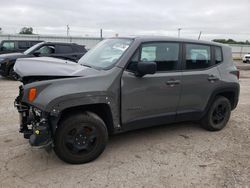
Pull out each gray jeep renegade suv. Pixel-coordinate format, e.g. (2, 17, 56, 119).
(14, 37, 240, 164)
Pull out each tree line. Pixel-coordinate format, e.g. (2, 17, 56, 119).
(213, 39, 250, 45)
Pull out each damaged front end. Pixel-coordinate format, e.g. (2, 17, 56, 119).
(14, 85, 52, 148)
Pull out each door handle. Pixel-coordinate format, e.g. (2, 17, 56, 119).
(166, 80, 181, 87)
(208, 75, 219, 82)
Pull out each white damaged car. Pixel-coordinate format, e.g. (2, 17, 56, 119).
(14, 57, 100, 84)
(242, 53, 250, 63)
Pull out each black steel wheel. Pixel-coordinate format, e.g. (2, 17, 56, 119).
(54, 112, 108, 164)
(201, 96, 231, 131)
(65, 125, 98, 154)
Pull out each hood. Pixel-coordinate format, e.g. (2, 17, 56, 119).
(14, 57, 100, 78)
(0, 52, 26, 61)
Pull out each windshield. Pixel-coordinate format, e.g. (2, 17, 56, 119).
(23, 42, 44, 55)
(78, 39, 133, 69)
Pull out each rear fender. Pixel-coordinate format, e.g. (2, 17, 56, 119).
(203, 84, 240, 118)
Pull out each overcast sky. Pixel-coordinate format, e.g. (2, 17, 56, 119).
(0, 0, 249, 41)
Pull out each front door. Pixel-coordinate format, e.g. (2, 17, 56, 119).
(121, 42, 182, 130)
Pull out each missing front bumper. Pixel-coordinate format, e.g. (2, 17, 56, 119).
(14, 97, 52, 148)
(29, 123, 52, 147)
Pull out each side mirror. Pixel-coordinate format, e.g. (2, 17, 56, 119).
(33, 51, 41, 57)
(136, 61, 157, 77)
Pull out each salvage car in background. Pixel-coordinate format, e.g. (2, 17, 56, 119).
(242, 53, 250, 63)
(14, 57, 84, 84)
(0, 40, 43, 54)
(0, 42, 87, 79)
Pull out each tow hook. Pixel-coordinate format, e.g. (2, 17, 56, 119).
(29, 119, 52, 147)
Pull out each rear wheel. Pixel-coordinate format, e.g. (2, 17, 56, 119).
(54, 112, 108, 164)
(201, 96, 231, 131)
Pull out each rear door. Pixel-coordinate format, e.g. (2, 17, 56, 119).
(121, 42, 183, 129)
(17, 41, 30, 52)
(177, 43, 221, 120)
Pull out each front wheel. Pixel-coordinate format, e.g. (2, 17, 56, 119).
(54, 112, 108, 164)
(201, 96, 231, 131)
(8, 66, 17, 80)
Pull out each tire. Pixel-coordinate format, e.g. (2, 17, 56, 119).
(201, 96, 231, 131)
(8, 66, 17, 80)
(54, 112, 108, 164)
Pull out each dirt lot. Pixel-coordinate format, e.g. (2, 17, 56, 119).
(0, 69, 250, 187)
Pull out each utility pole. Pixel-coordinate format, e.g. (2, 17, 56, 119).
(198, 31, 202, 40)
(66, 25, 70, 37)
(100, 29, 103, 39)
(178, 28, 182, 38)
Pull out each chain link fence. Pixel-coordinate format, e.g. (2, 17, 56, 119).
(1, 34, 250, 58)
(228, 44, 250, 60)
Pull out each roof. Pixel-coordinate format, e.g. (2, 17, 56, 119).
(43, 42, 79, 45)
(111, 36, 228, 47)
(1, 40, 43, 42)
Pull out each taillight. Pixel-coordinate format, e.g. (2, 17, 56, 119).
(28, 88, 37, 102)
(237, 70, 240, 79)
(230, 70, 240, 80)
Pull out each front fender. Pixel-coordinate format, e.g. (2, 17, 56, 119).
(47, 93, 120, 133)
(20, 67, 123, 131)
(47, 93, 117, 116)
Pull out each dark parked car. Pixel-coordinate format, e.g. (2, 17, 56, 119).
(14, 37, 239, 164)
(0, 40, 43, 54)
(0, 42, 87, 79)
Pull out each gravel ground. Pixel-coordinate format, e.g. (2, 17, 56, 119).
(0, 69, 249, 187)
(234, 60, 250, 71)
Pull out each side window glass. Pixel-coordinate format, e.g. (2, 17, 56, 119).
(141, 46, 156, 61)
(18, 41, 29, 49)
(57, 45, 74, 53)
(36, 45, 55, 55)
(2, 42, 15, 50)
(185, 44, 211, 70)
(215, 46, 223, 64)
(127, 42, 180, 72)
